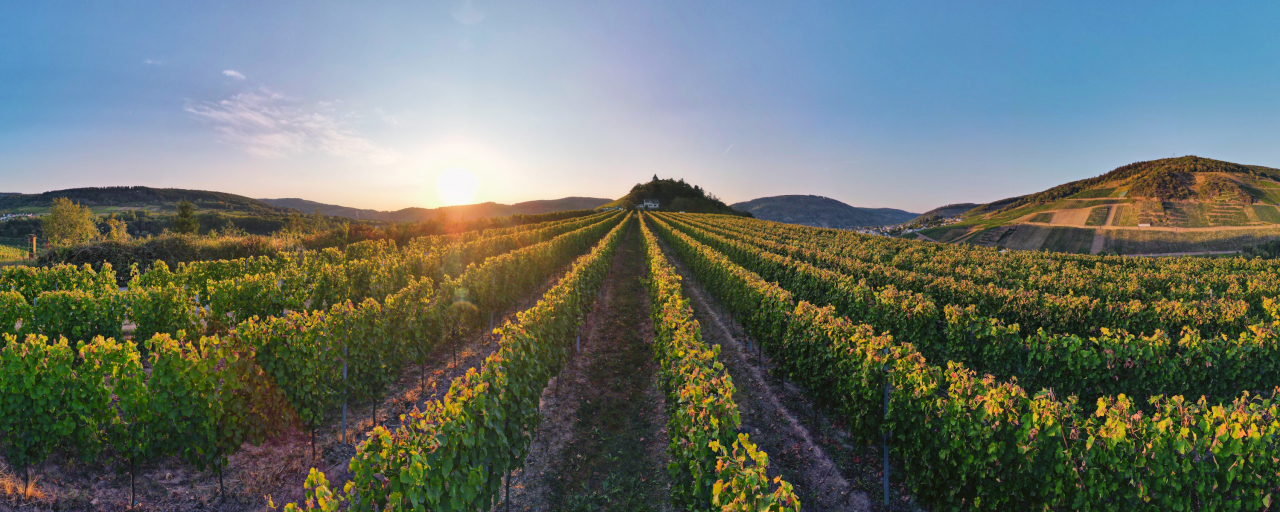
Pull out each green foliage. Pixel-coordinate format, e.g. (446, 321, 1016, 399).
(42, 197, 99, 246)
(1129, 168, 1193, 200)
(173, 200, 199, 234)
(651, 211, 1280, 510)
(236, 310, 339, 432)
(0, 335, 81, 477)
(290, 214, 629, 511)
(1028, 212, 1053, 223)
(710, 435, 801, 512)
(618, 177, 748, 216)
(146, 334, 287, 492)
(32, 289, 127, 342)
(0, 290, 31, 337)
(640, 213, 799, 510)
(127, 283, 199, 342)
(1084, 205, 1110, 226)
(1069, 187, 1117, 199)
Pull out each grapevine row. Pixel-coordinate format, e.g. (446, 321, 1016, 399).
(686, 213, 1280, 312)
(0, 212, 625, 500)
(0, 212, 620, 345)
(647, 212, 1280, 510)
(284, 213, 632, 511)
(662, 213, 1254, 338)
(638, 213, 800, 511)
(652, 213, 1280, 405)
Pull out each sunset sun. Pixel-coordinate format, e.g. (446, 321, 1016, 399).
(436, 168, 478, 206)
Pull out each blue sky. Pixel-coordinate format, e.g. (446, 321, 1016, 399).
(3, 1, 1279, 212)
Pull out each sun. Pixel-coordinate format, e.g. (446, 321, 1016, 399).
(436, 168, 478, 206)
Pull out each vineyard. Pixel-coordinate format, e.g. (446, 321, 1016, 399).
(0, 209, 1277, 511)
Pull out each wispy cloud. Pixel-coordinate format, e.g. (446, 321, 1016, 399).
(185, 87, 399, 165)
(222, 69, 246, 80)
(143, 58, 164, 65)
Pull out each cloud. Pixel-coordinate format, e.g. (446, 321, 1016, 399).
(223, 69, 246, 80)
(185, 87, 400, 165)
(143, 58, 164, 65)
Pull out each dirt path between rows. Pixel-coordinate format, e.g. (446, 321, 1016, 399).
(498, 222, 672, 512)
(652, 238, 881, 512)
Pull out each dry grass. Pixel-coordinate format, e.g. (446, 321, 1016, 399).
(0, 471, 48, 504)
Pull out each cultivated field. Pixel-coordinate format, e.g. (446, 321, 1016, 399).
(2, 210, 1279, 511)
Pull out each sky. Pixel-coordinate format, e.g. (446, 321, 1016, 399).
(3, 1, 1280, 213)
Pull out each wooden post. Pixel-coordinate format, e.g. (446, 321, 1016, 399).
(28, 234, 36, 259)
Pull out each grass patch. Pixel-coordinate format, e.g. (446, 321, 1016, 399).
(1042, 227, 1095, 254)
(544, 226, 669, 512)
(1028, 212, 1053, 223)
(1254, 205, 1280, 224)
(1069, 187, 1117, 199)
(1084, 206, 1110, 226)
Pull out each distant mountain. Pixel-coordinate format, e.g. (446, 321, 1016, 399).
(599, 176, 747, 215)
(731, 195, 919, 229)
(258, 196, 613, 222)
(0, 186, 292, 215)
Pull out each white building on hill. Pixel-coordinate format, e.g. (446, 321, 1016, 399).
(639, 199, 660, 210)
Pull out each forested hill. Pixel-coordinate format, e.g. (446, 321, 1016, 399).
(731, 195, 918, 228)
(0, 187, 291, 215)
(598, 176, 747, 215)
(259, 196, 613, 222)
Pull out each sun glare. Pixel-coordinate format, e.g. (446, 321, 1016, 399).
(437, 168, 479, 206)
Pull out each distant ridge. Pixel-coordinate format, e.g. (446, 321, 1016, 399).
(731, 195, 918, 228)
(0, 186, 291, 215)
(258, 196, 613, 222)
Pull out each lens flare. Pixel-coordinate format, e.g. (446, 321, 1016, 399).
(436, 168, 478, 206)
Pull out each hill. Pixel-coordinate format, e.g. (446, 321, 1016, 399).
(917, 156, 1280, 255)
(599, 176, 747, 215)
(731, 195, 918, 228)
(0, 186, 292, 215)
(912, 203, 979, 221)
(258, 196, 612, 222)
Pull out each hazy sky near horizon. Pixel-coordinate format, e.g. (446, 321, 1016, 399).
(3, 1, 1280, 212)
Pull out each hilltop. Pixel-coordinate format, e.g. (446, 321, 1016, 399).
(731, 195, 918, 229)
(0, 186, 291, 216)
(918, 156, 1280, 254)
(259, 197, 611, 222)
(599, 176, 747, 215)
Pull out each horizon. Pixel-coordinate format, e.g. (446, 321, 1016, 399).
(4, 2, 1279, 212)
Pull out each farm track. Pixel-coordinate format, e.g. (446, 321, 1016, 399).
(3, 260, 580, 512)
(500, 223, 672, 512)
(654, 234, 916, 512)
